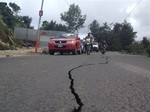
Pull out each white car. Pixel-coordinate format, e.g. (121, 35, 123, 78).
(92, 42, 99, 52)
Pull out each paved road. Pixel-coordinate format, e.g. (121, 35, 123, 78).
(0, 52, 150, 112)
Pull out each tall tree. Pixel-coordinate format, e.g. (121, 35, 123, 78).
(89, 20, 99, 40)
(9, 2, 21, 15)
(0, 2, 15, 28)
(120, 21, 136, 50)
(89, 20, 136, 51)
(41, 20, 68, 32)
(0, 17, 14, 49)
(141, 37, 150, 49)
(41, 20, 50, 30)
(49, 20, 57, 30)
(111, 23, 122, 50)
(17, 16, 32, 28)
(21, 16, 32, 28)
(0, 2, 32, 29)
(60, 3, 86, 32)
(99, 22, 111, 41)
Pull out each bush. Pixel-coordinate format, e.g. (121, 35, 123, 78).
(0, 18, 16, 50)
(129, 42, 146, 55)
(146, 45, 150, 57)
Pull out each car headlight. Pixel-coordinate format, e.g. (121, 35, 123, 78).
(67, 40, 75, 44)
(49, 40, 55, 44)
(93, 45, 98, 47)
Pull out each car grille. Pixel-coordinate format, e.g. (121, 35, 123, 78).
(55, 41, 66, 44)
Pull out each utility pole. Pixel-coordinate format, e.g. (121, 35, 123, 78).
(35, 0, 44, 53)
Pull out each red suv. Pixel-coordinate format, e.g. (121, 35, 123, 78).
(48, 33, 81, 55)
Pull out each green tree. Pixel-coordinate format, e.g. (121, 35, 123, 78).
(21, 16, 32, 28)
(9, 2, 21, 15)
(41, 20, 68, 31)
(141, 37, 150, 49)
(120, 21, 136, 50)
(0, 2, 15, 28)
(99, 22, 111, 41)
(89, 20, 99, 40)
(49, 20, 57, 30)
(0, 2, 32, 29)
(55, 24, 68, 31)
(111, 21, 136, 51)
(146, 45, 150, 57)
(89, 21, 112, 43)
(89, 20, 136, 51)
(111, 23, 122, 50)
(129, 41, 145, 54)
(141, 37, 150, 56)
(41, 20, 50, 30)
(0, 17, 14, 49)
(41, 20, 57, 30)
(60, 3, 86, 32)
(17, 16, 32, 28)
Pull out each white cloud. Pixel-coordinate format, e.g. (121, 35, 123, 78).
(1, 0, 150, 40)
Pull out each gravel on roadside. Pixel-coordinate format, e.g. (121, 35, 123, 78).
(0, 47, 44, 58)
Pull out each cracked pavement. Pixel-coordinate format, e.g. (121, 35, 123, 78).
(0, 52, 150, 112)
(68, 57, 108, 112)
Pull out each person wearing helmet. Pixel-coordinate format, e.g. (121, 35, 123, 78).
(101, 40, 107, 47)
(100, 40, 108, 53)
(84, 32, 94, 52)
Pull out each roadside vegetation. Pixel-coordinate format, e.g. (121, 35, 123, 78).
(0, 2, 33, 50)
(89, 20, 150, 57)
(41, 3, 86, 33)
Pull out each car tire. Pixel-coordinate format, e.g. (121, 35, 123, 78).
(49, 50, 54, 55)
(60, 52, 63, 55)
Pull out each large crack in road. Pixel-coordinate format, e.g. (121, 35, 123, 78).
(68, 56, 109, 112)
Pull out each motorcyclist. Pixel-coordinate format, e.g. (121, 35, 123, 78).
(100, 40, 107, 51)
(84, 32, 94, 51)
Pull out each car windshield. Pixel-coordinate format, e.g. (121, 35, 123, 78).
(93, 42, 98, 45)
(56, 33, 75, 38)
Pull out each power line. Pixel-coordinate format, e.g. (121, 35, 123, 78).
(125, 0, 142, 20)
(64, 0, 70, 6)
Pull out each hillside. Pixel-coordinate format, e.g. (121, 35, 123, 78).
(0, 18, 15, 50)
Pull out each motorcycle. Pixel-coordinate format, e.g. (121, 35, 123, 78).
(85, 38, 91, 55)
(101, 45, 106, 54)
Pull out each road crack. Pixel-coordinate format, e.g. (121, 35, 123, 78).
(68, 66, 84, 112)
(68, 56, 109, 112)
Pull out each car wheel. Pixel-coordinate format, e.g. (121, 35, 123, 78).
(60, 52, 63, 55)
(49, 50, 54, 55)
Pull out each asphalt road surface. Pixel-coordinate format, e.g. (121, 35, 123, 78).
(0, 52, 150, 112)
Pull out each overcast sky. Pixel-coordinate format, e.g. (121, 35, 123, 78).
(1, 0, 150, 40)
